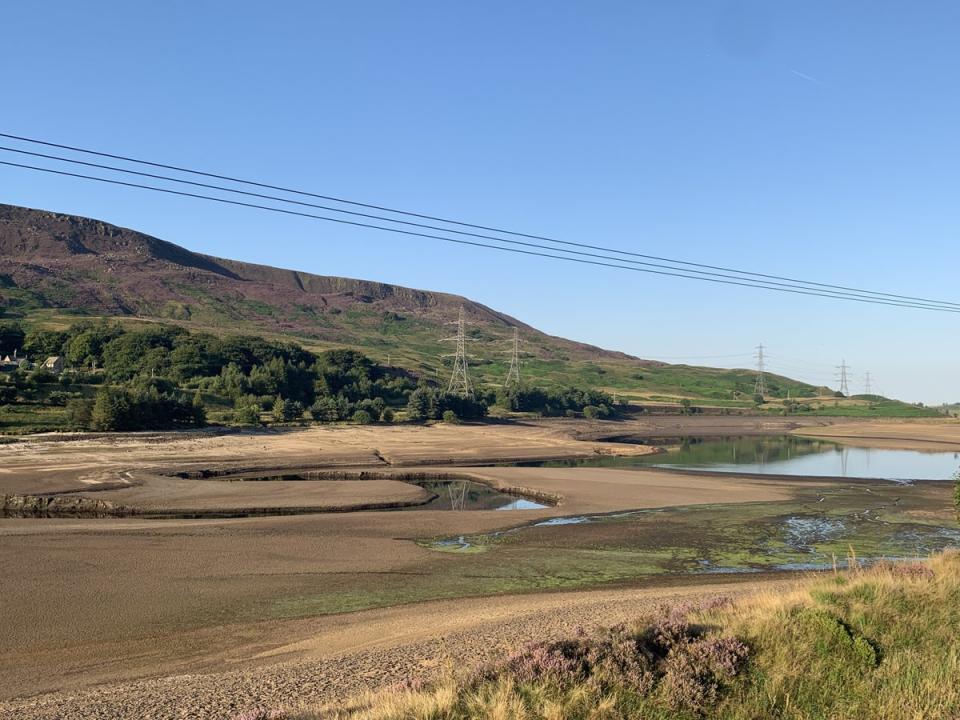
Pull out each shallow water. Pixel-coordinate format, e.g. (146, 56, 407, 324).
(521, 435, 960, 481)
(219, 476, 550, 512)
(412, 480, 549, 511)
(783, 516, 846, 551)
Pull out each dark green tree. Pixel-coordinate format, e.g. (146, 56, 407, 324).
(0, 322, 25, 355)
(22, 329, 68, 358)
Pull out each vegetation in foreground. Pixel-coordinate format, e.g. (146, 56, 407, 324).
(239, 551, 960, 720)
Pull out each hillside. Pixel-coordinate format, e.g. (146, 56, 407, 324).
(0, 202, 918, 412)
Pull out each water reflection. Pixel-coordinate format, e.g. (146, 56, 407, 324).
(520, 436, 960, 481)
(412, 480, 549, 511)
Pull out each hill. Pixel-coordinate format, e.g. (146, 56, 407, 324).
(0, 203, 930, 414)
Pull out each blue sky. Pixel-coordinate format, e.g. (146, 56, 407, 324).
(3, 1, 959, 403)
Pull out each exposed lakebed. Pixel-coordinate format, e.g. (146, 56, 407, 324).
(424, 436, 960, 577)
(0, 474, 550, 518)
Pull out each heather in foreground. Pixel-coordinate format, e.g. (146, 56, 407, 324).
(241, 551, 960, 720)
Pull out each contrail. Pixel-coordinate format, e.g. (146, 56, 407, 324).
(790, 68, 826, 86)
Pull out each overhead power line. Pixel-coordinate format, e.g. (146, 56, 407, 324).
(8, 147, 959, 311)
(4, 132, 960, 312)
(5, 158, 960, 314)
(2, 141, 960, 313)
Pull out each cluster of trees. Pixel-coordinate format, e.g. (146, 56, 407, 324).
(406, 385, 490, 421)
(2, 320, 622, 430)
(220, 348, 415, 425)
(494, 385, 617, 418)
(0, 321, 25, 355)
(68, 380, 206, 431)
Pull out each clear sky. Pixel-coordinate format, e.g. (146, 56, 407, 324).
(3, 1, 959, 403)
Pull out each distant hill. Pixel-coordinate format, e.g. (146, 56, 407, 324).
(0, 203, 632, 358)
(0, 202, 887, 411)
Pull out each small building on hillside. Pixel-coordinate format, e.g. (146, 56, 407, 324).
(41, 356, 65, 374)
(0, 350, 26, 371)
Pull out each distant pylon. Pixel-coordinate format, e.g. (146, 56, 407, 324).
(836, 359, 850, 396)
(443, 306, 473, 397)
(754, 343, 767, 397)
(864, 371, 872, 395)
(504, 327, 521, 388)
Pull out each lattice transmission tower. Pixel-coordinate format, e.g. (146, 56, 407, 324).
(504, 327, 521, 388)
(443, 306, 473, 397)
(836, 359, 850, 396)
(863, 371, 872, 395)
(754, 343, 767, 397)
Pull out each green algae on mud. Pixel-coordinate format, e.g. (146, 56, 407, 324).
(256, 481, 958, 621)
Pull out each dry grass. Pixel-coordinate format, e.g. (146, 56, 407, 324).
(273, 550, 960, 720)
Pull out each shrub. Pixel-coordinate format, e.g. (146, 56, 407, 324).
(271, 396, 303, 422)
(233, 403, 262, 426)
(468, 602, 749, 713)
(47, 390, 71, 406)
(497, 639, 589, 686)
(352, 409, 372, 425)
(355, 397, 384, 422)
(661, 635, 749, 712)
(442, 409, 458, 424)
(310, 396, 350, 422)
(381, 408, 395, 423)
(29, 368, 58, 384)
(65, 398, 93, 428)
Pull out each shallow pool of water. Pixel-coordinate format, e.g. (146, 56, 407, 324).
(216, 475, 549, 512)
(412, 480, 549, 511)
(521, 435, 960, 481)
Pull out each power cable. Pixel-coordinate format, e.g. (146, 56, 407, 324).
(3, 131, 960, 310)
(6, 145, 957, 310)
(4, 158, 960, 314)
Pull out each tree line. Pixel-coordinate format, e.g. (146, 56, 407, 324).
(1, 320, 618, 431)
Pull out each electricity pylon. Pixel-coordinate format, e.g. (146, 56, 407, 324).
(754, 343, 767, 397)
(863, 371, 872, 395)
(504, 327, 521, 388)
(443, 306, 473, 397)
(836, 359, 850, 396)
